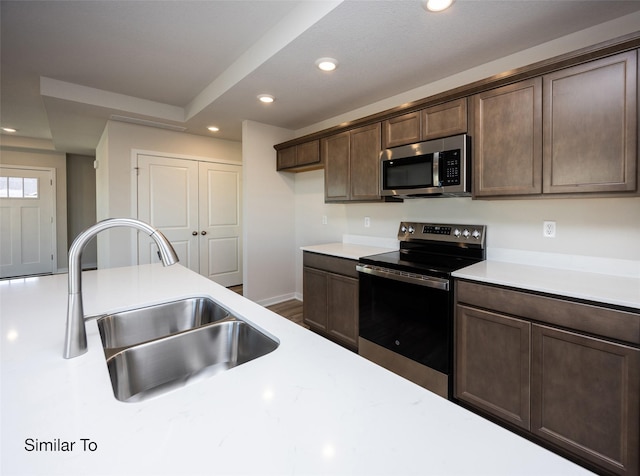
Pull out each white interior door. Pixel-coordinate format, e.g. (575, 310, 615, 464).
(0, 167, 55, 278)
(198, 162, 242, 286)
(137, 155, 199, 271)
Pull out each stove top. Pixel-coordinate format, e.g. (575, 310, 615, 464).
(359, 222, 486, 277)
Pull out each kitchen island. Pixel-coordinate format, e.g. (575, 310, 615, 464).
(1, 264, 592, 475)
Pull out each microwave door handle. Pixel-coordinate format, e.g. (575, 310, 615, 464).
(432, 152, 440, 187)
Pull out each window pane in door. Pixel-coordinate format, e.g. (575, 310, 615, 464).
(8, 177, 22, 197)
(0, 177, 7, 197)
(23, 178, 38, 198)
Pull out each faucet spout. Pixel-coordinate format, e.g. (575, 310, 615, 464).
(63, 218, 179, 359)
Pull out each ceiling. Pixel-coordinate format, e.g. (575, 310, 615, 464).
(2, 0, 640, 156)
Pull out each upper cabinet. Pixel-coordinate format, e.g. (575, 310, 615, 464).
(382, 98, 467, 149)
(382, 111, 421, 149)
(543, 51, 637, 194)
(422, 98, 468, 140)
(473, 50, 638, 198)
(276, 140, 321, 172)
(323, 123, 382, 202)
(274, 35, 640, 200)
(471, 78, 543, 197)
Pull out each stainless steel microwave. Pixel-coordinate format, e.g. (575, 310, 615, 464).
(380, 134, 470, 198)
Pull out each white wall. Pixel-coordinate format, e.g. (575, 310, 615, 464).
(241, 120, 298, 304)
(96, 120, 242, 268)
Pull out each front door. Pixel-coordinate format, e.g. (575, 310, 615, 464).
(0, 166, 55, 278)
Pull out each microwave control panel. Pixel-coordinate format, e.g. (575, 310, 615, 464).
(439, 149, 461, 186)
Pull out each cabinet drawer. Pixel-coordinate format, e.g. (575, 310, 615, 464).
(303, 252, 359, 278)
(456, 280, 640, 345)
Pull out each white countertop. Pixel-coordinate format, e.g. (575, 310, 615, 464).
(300, 242, 396, 260)
(1, 264, 592, 475)
(453, 260, 640, 310)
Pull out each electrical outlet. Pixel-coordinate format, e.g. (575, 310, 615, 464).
(364, 216, 371, 228)
(322, 215, 328, 225)
(543, 221, 556, 238)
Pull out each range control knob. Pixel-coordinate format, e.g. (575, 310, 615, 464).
(400, 225, 407, 233)
(453, 228, 461, 238)
(462, 229, 470, 238)
(408, 226, 415, 234)
(472, 229, 482, 240)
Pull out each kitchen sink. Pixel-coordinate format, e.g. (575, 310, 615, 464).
(105, 319, 279, 402)
(97, 297, 232, 352)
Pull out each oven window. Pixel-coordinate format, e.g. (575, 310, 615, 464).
(359, 273, 450, 374)
(383, 154, 433, 189)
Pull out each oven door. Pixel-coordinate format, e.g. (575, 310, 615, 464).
(357, 265, 452, 375)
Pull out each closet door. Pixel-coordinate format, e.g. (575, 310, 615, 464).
(198, 162, 242, 286)
(137, 155, 199, 271)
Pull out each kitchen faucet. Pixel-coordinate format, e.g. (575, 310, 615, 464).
(63, 218, 179, 359)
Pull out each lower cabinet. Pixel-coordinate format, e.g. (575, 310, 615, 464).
(302, 252, 359, 350)
(456, 306, 531, 430)
(455, 280, 640, 476)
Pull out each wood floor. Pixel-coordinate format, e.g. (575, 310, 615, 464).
(228, 285, 306, 328)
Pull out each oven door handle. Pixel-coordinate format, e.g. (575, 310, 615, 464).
(356, 264, 450, 291)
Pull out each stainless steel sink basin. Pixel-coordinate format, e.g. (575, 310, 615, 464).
(97, 297, 231, 351)
(105, 320, 279, 402)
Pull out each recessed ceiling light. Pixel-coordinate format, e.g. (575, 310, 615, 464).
(315, 57, 338, 72)
(257, 94, 275, 103)
(1, 127, 17, 133)
(207, 126, 220, 132)
(422, 0, 454, 12)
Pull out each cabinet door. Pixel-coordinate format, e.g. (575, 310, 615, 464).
(350, 123, 382, 201)
(327, 274, 359, 349)
(296, 140, 320, 167)
(531, 324, 639, 476)
(543, 51, 637, 194)
(302, 267, 328, 331)
(455, 305, 531, 430)
(276, 146, 296, 170)
(423, 98, 467, 140)
(323, 131, 350, 202)
(383, 111, 421, 148)
(471, 78, 542, 197)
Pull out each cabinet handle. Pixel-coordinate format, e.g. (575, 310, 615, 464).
(201, 231, 207, 236)
(192, 231, 198, 236)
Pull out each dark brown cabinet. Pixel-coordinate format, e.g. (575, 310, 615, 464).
(422, 98, 468, 140)
(531, 324, 639, 476)
(382, 111, 421, 149)
(471, 78, 543, 197)
(382, 98, 468, 149)
(277, 140, 321, 172)
(543, 51, 637, 194)
(456, 305, 531, 431)
(302, 252, 359, 349)
(323, 123, 382, 202)
(455, 280, 640, 476)
(472, 50, 638, 198)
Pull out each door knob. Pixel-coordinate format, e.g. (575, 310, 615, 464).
(192, 231, 198, 236)
(201, 231, 207, 235)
